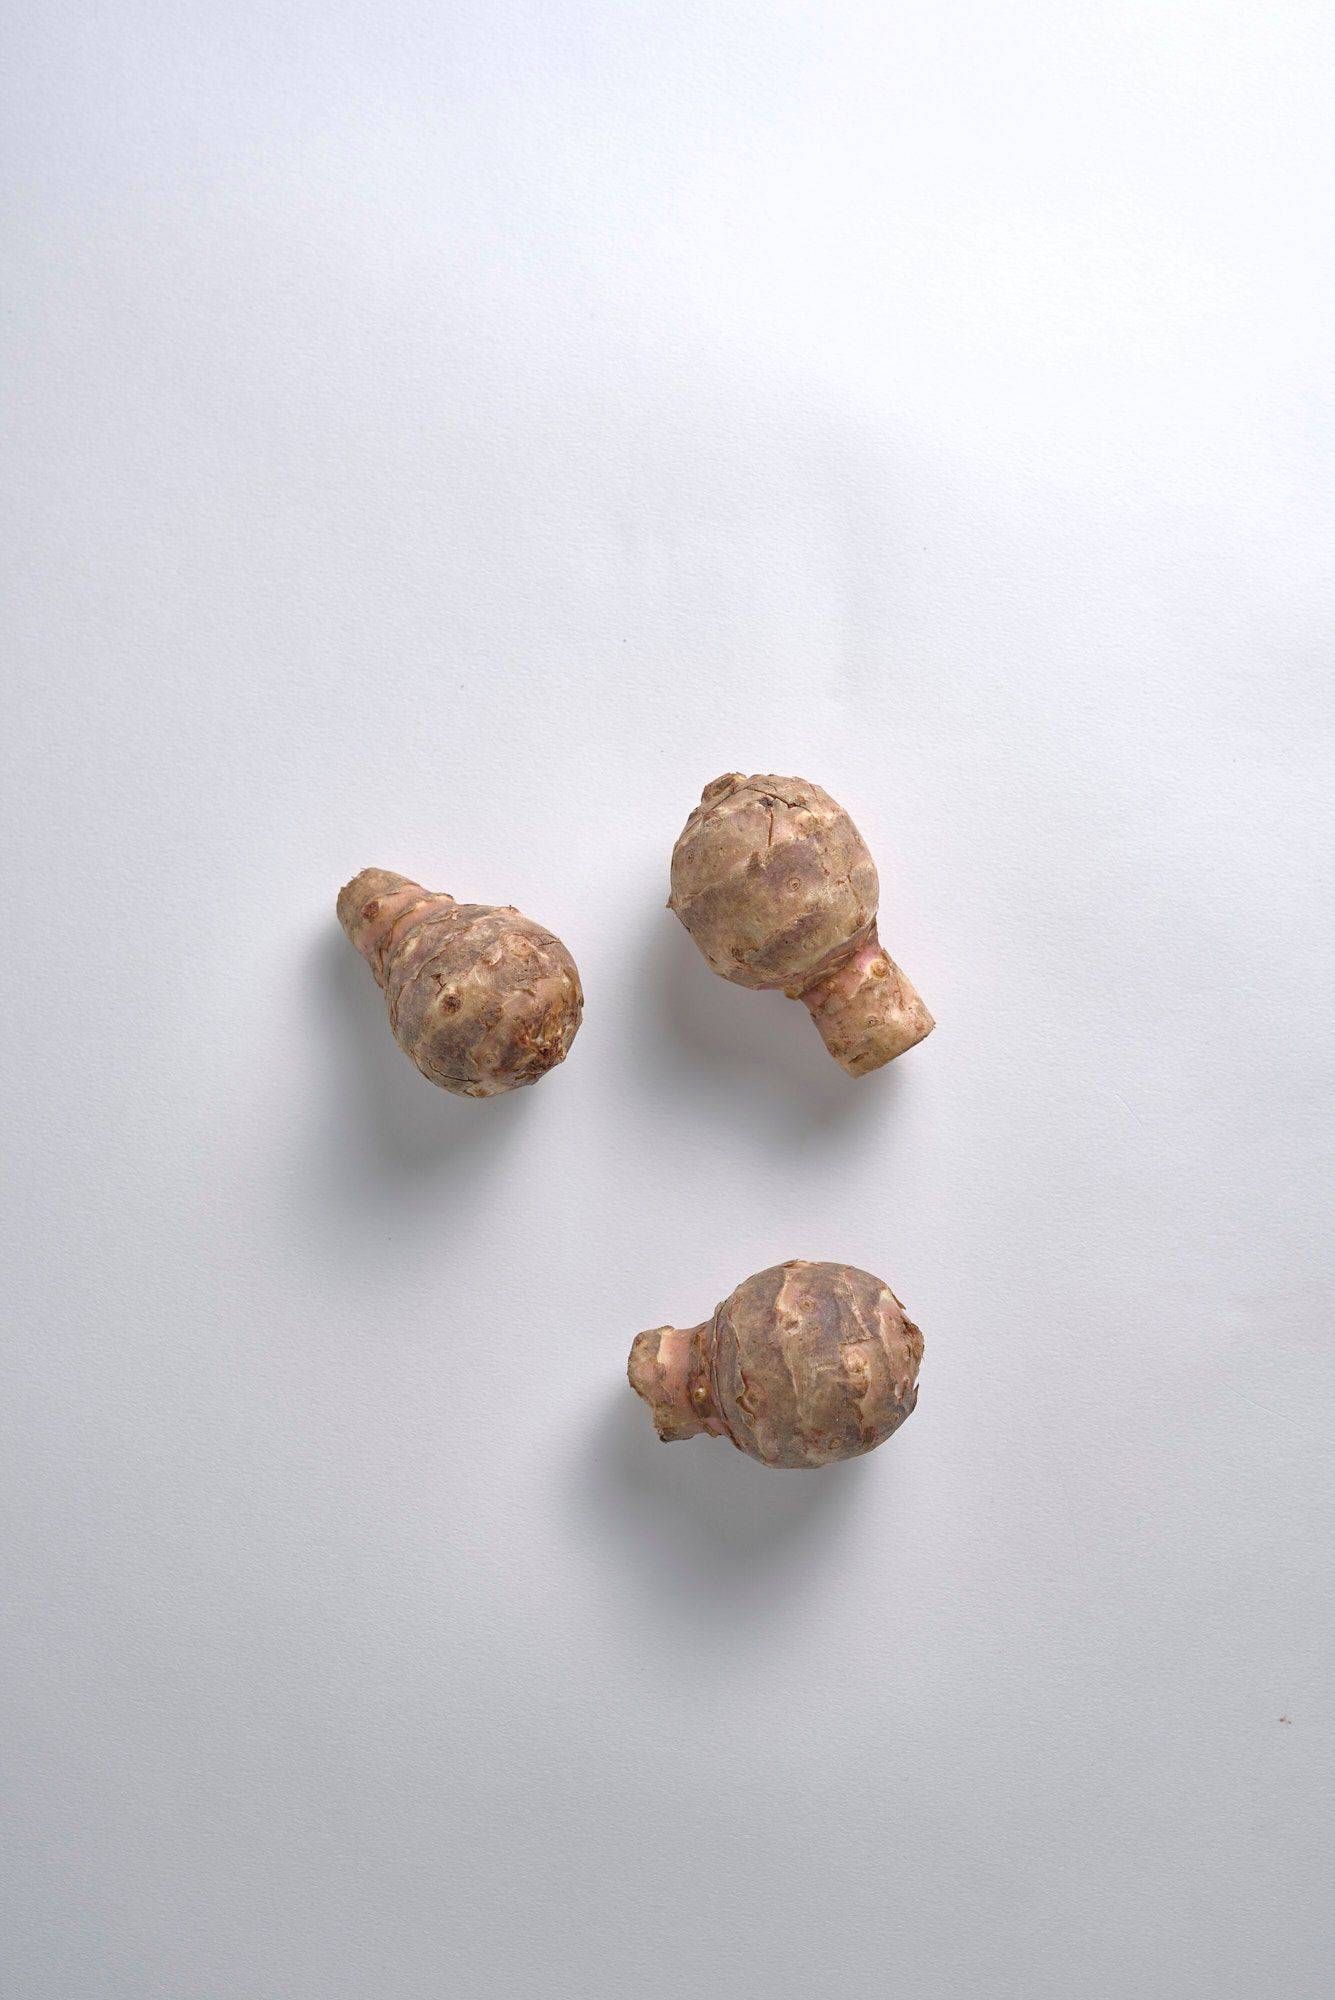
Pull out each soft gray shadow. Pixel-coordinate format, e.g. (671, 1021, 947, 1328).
(634, 907, 903, 1147)
(568, 1386, 876, 1643)
(292, 925, 533, 1255)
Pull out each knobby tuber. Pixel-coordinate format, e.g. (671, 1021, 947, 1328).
(668, 773, 933, 1075)
(337, 868, 582, 1097)
(628, 1259, 923, 1468)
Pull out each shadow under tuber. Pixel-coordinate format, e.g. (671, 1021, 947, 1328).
(337, 868, 583, 1097)
(629, 1259, 923, 1468)
(668, 772, 933, 1075)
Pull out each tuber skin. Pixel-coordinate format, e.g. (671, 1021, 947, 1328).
(337, 868, 582, 1097)
(668, 773, 933, 1076)
(628, 1259, 923, 1469)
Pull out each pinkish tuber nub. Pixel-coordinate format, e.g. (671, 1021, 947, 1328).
(337, 867, 583, 1098)
(668, 773, 933, 1075)
(629, 1259, 924, 1468)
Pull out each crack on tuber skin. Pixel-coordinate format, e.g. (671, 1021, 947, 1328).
(628, 1260, 923, 1469)
(667, 773, 933, 1076)
(337, 867, 583, 1098)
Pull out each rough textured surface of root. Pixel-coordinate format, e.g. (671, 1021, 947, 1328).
(668, 774, 932, 1074)
(338, 867, 583, 1098)
(629, 1260, 923, 1468)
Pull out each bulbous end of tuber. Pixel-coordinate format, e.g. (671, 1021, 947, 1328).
(628, 1259, 923, 1468)
(337, 867, 583, 1098)
(667, 773, 933, 1075)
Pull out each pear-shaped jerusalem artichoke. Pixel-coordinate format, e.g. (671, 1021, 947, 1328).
(669, 773, 932, 1075)
(337, 868, 582, 1097)
(629, 1259, 923, 1468)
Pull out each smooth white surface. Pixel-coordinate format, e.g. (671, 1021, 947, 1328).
(3, 4, 1333, 1995)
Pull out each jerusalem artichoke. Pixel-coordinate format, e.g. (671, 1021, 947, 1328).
(337, 868, 582, 1097)
(628, 1259, 923, 1468)
(668, 773, 933, 1075)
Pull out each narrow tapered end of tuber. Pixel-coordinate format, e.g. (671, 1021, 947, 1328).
(628, 1325, 718, 1442)
(336, 869, 442, 986)
(337, 867, 412, 950)
(800, 930, 934, 1076)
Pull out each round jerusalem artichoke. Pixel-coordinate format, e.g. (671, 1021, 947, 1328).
(668, 773, 933, 1075)
(628, 1259, 923, 1469)
(337, 868, 582, 1097)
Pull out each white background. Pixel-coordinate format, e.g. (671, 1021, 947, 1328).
(3, 4, 1333, 1995)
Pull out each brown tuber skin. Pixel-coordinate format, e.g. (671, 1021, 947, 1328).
(337, 868, 583, 1098)
(668, 773, 933, 1076)
(628, 1259, 923, 1469)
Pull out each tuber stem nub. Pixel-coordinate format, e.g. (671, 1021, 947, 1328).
(627, 1323, 723, 1442)
(336, 869, 445, 988)
(799, 929, 934, 1076)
